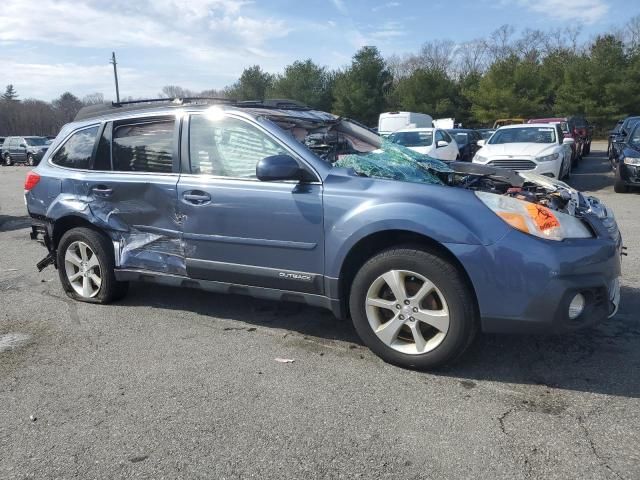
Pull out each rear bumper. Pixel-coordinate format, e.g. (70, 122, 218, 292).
(447, 228, 623, 334)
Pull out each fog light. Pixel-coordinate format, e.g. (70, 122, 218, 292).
(568, 293, 585, 320)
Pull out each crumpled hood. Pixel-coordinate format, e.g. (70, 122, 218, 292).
(480, 143, 555, 158)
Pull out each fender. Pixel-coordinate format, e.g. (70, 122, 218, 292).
(324, 195, 510, 279)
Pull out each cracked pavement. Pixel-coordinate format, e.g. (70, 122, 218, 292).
(1, 144, 639, 479)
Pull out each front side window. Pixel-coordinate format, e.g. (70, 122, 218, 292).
(112, 119, 174, 173)
(489, 127, 556, 145)
(52, 127, 99, 169)
(189, 115, 285, 178)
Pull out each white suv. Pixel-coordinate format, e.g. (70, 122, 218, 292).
(473, 123, 573, 179)
(388, 128, 460, 161)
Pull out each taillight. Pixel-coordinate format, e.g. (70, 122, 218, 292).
(24, 171, 40, 191)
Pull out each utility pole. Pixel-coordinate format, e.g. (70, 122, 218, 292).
(110, 51, 120, 103)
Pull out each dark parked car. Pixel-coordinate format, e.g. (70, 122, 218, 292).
(2, 136, 49, 166)
(609, 116, 640, 163)
(26, 98, 622, 369)
(477, 129, 496, 141)
(611, 122, 640, 193)
(447, 129, 482, 161)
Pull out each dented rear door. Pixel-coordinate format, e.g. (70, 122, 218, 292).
(84, 116, 184, 275)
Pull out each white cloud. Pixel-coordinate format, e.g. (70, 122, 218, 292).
(372, 2, 401, 12)
(330, 0, 348, 15)
(514, 0, 609, 25)
(0, 60, 144, 100)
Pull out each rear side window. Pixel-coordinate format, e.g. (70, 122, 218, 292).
(52, 127, 99, 169)
(112, 120, 174, 173)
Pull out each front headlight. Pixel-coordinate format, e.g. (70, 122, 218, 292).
(473, 154, 487, 163)
(475, 191, 593, 241)
(623, 156, 640, 165)
(537, 152, 560, 162)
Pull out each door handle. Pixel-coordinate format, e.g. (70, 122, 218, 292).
(182, 191, 211, 205)
(91, 185, 113, 197)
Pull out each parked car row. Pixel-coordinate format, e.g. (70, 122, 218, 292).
(1, 136, 51, 166)
(608, 115, 640, 193)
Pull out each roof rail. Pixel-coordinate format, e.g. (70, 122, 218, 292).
(74, 97, 234, 121)
(237, 98, 310, 110)
(74, 97, 312, 122)
(111, 97, 235, 107)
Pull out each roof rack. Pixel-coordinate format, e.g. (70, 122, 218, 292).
(74, 97, 312, 121)
(74, 97, 235, 121)
(237, 99, 310, 110)
(111, 97, 234, 107)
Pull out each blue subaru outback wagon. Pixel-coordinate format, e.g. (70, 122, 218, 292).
(26, 98, 623, 369)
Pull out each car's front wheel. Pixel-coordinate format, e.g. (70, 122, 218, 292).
(57, 227, 128, 303)
(27, 154, 36, 166)
(349, 247, 477, 369)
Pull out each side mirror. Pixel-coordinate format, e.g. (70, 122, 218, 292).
(563, 138, 575, 145)
(256, 154, 304, 182)
(477, 139, 485, 147)
(436, 140, 449, 148)
(20, 143, 27, 148)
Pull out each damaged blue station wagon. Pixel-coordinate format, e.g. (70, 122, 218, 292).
(26, 98, 623, 369)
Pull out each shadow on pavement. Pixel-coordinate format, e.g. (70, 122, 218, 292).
(567, 150, 615, 192)
(120, 281, 640, 398)
(0, 215, 31, 233)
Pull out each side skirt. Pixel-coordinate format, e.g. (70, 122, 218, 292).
(114, 268, 344, 318)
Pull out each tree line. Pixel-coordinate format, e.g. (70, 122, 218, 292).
(2, 18, 640, 137)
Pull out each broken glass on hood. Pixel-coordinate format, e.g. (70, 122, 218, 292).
(335, 139, 452, 185)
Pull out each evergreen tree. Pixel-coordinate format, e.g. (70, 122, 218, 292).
(332, 46, 392, 126)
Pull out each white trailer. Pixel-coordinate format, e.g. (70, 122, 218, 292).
(378, 112, 433, 137)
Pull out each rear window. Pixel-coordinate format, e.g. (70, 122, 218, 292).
(389, 131, 433, 147)
(112, 119, 174, 173)
(51, 127, 99, 169)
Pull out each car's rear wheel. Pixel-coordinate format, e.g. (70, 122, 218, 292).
(349, 247, 477, 369)
(57, 227, 128, 303)
(4, 154, 13, 166)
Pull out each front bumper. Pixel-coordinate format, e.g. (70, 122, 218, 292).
(474, 157, 562, 178)
(619, 162, 640, 185)
(447, 225, 623, 334)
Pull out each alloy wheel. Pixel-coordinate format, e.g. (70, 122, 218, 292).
(64, 241, 102, 298)
(365, 269, 450, 355)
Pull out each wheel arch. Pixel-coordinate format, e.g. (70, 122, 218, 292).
(52, 215, 111, 249)
(336, 229, 479, 320)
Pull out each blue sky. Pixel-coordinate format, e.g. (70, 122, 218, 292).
(0, 0, 636, 101)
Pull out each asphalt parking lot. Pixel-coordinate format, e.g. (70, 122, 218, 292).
(1, 143, 639, 479)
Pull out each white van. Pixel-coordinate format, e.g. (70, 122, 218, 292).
(378, 112, 433, 137)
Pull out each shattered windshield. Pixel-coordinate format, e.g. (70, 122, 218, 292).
(334, 139, 452, 185)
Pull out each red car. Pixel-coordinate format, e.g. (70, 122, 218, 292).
(527, 117, 591, 166)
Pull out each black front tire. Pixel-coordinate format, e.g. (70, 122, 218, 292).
(349, 247, 478, 370)
(57, 227, 129, 304)
(27, 154, 35, 166)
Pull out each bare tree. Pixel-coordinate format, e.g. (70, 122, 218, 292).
(486, 24, 515, 62)
(82, 92, 105, 105)
(454, 39, 489, 77)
